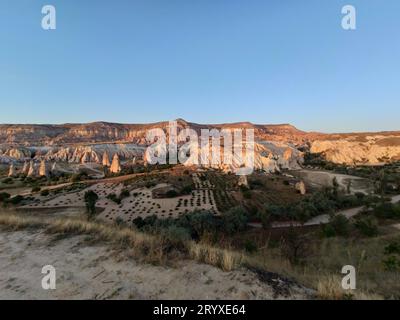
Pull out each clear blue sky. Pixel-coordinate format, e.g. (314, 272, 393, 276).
(0, 0, 399, 132)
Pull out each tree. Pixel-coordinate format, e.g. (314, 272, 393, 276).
(332, 177, 339, 199)
(84, 191, 98, 219)
(221, 207, 248, 235)
(346, 180, 352, 194)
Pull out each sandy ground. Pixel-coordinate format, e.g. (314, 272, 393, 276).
(0, 229, 310, 300)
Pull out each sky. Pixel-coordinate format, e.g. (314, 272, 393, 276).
(0, 0, 399, 132)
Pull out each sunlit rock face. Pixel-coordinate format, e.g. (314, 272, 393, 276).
(39, 160, 49, 177)
(8, 163, 16, 177)
(110, 154, 121, 173)
(27, 161, 36, 177)
(310, 135, 400, 165)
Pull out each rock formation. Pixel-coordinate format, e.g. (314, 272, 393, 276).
(295, 181, 306, 195)
(21, 161, 29, 175)
(110, 154, 121, 173)
(8, 163, 16, 177)
(39, 160, 49, 177)
(27, 161, 36, 177)
(102, 151, 110, 167)
(238, 175, 249, 188)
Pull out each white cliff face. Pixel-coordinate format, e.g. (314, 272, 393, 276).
(110, 154, 121, 173)
(310, 135, 400, 165)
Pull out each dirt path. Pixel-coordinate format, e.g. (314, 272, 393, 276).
(0, 229, 310, 300)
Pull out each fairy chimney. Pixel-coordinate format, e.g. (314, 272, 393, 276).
(22, 161, 29, 175)
(8, 163, 16, 177)
(27, 161, 36, 177)
(110, 153, 121, 174)
(102, 151, 111, 167)
(39, 160, 49, 177)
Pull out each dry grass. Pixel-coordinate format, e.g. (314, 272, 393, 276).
(0, 210, 242, 271)
(0, 209, 395, 299)
(189, 242, 242, 271)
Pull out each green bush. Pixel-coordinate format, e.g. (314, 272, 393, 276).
(0, 192, 11, 202)
(119, 189, 130, 199)
(31, 186, 41, 193)
(2, 177, 13, 184)
(8, 195, 24, 205)
(331, 214, 351, 236)
(244, 239, 257, 253)
(40, 190, 50, 197)
(177, 211, 220, 239)
(180, 185, 193, 195)
(165, 189, 179, 198)
(84, 191, 98, 219)
(373, 202, 400, 219)
(106, 193, 121, 204)
(161, 225, 191, 249)
(382, 256, 400, 272)
(384, 240, 400, 255)
(354, 216, 378, 237)
(221, 207, 248, 235)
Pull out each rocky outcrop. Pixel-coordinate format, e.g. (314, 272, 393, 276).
(27, 161, 36, 177)
(110, 154, 121, 173)
(310, 135, 400, 165)
(21, 161, 29, 175)
(295, 181, 306, 195)
(238, 175, 249, 188)
(102, 151, 110, 167)
(8, 163, 16, 177)
(39, 160, 49, 177)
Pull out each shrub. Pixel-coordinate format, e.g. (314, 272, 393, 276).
(0, 192, 11, 202)
(280, 227, 311, 265)
(180, 185, 193, 195)
(84, 191, 98, 219)
(244, 239, 257, 253)
(119, 189, 130, 199)
(165, 189, 179, 198)
(221, 207, 248, 235)
(2, 177, 13, 184)
(177, 211, 220, 239)
(132, 217, 145, 229)
(384, 240, 400, 255)
(321, 224, 337, 238)
(382, 256, 400, 272)
(107, 193, 121, 204)
(354, 216, 378, 237)
(161, 225, 191, 249)
(40, 190, 50, 197)
(373, 202, 400, 219)
(31, 186, 41, 193)
(8, 195, 24, 205)
(329, 214, 350, 237)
